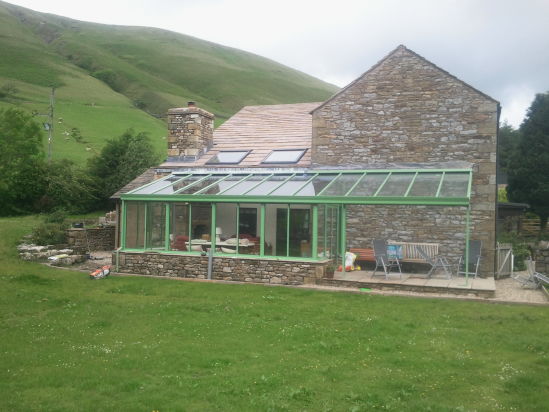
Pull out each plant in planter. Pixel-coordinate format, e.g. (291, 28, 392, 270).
(325, 263, 336, 279)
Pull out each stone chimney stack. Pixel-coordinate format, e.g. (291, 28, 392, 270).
(167, 101, 214, 161)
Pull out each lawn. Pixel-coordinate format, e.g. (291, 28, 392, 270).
(1, 216, 548, 411)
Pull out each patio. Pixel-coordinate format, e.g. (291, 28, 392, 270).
(323, 269, 496, 298)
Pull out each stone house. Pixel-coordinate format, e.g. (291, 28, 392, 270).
(112, 45, 499, 284)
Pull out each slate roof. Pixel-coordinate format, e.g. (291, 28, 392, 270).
(161, 102, 320, 168)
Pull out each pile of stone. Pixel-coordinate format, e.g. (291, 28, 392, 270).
(17, 243, 87, 266)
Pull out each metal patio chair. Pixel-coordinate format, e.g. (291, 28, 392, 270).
(512, 258, 548, 289)
(372, 239, 402, 279)
(456, 240, 482, 278)
(415, 245, 452, 279)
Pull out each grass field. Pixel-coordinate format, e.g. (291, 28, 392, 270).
(1, 215, 548, 411)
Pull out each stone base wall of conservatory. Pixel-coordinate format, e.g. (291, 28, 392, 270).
(114, 251, 330, 285)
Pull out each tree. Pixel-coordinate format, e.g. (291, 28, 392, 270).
(507, 92, 549, 229)
(38, 159, 99, 213)
(88, 129, 160, 207)
(498, 121, 520, 176)
(0, 108, 47, 215)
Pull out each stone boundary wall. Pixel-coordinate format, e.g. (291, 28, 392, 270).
(67, 226, 115, 252)
(114, 251, 329, 285)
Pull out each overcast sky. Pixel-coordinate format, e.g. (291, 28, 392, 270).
(7, 0, 549, 127)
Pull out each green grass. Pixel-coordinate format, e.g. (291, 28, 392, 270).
(0, 1, 337, 164)
(2, 216, 548, 411)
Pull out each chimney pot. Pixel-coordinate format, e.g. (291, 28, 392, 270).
(187, 101, 196, 107)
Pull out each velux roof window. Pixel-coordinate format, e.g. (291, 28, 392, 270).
(262, 149, 306, 164)
(206, 150, 250, 165)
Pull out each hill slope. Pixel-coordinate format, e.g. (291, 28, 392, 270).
(0, 1, 337, 163)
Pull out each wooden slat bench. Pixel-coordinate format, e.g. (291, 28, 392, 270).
(349, 248, 375, 262)
(351, 242, 439, 264)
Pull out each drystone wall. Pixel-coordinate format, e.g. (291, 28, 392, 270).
(66, 226, 115, 252)
(115, 251, 328, 285)
(312, 46, 498, 275)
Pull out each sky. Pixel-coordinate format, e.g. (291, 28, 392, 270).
(6, 0, 549, 127)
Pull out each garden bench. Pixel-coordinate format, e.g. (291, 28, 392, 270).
(351, 242, 439, 264)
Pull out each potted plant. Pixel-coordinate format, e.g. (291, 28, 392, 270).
(325, 263, 335, 279)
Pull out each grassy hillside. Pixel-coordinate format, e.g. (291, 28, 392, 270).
(0, 1, 337, 163)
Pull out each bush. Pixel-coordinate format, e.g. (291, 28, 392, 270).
(43, 209, 68, 224)
(31, 222, 67, 245)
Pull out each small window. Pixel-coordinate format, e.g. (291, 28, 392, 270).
(262, 149, 306, 164)
(206, 150, 250, 165)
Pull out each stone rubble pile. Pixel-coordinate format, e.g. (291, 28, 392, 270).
(17, 243, 86, 266)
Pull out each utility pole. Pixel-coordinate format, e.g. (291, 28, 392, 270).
(47, 87, 55, 163)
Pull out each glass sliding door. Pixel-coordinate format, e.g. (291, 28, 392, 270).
(146, 202, 166, 249)
(189, 203, 212, 252)
(125, 202, 145, 249)
(170, 203, 190, 251)
(274, 205, 312, 258)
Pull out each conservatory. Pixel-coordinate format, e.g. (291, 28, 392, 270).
(118, 168, 474, 275)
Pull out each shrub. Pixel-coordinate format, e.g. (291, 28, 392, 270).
(31, 222, 67, 245)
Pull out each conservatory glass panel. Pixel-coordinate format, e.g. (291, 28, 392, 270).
(349, 173, 389, 196)
(246, 175, 293, 195)
(439, 173, 469, 197)
(154, 175, 202, 194)
(319, 174, 363, 196)
(221, 174, 273, 195)
(270, 173, 312, 196)
(307, 174, 339, 195)
(200, 175, 250, 195)
(178, 175, 226, 195)
(132, 177, 172, 195)
(376, 173, 415, 196)
(408, 173, 443, 197)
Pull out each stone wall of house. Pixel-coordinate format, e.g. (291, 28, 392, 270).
(167, 106, 214, 161)
(115, 251, 329, 285)
(66, 226, 115, 252)
(312, 46, 498, 275)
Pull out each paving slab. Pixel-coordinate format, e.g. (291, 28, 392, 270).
(425, 278, 452, 288)
(447, 278, 473, 289)
(402, 277, 429, 286)
(471, 277, 496, 291)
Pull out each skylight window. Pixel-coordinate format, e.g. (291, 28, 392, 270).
(206, 150, 250, 165)
(262, 149, 306, 164)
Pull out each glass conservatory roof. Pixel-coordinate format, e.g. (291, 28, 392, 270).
(123, 169, 472, 206)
